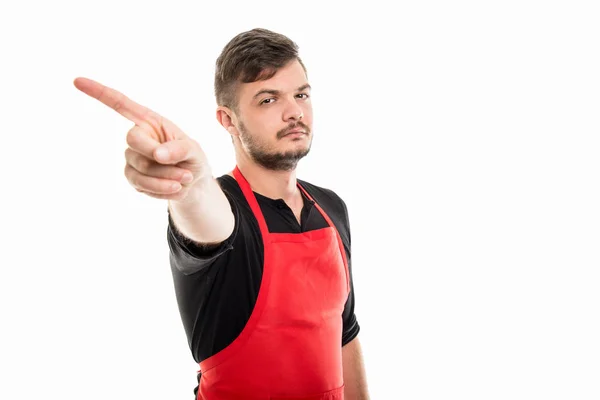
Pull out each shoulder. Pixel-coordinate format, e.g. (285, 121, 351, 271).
(298, 178, 351, 245)
(297, 179, 347, 207)
(216, 174, 243, 198)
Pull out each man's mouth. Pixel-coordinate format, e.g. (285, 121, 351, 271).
(285, 129, 306, 136)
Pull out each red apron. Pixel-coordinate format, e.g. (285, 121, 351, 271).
(196, 166, 351, 399)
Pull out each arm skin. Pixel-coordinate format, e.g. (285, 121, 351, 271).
(342, 337, 370, 399)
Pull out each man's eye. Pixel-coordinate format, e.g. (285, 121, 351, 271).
(260, 98, 275, 105)
(297, 93, 309, 99)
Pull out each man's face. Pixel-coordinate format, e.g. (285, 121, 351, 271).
(234, 60, 313, 171)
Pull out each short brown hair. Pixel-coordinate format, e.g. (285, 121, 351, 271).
(214, 28, 307, 112)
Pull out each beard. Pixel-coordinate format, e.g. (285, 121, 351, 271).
(238, 120, 312, 171)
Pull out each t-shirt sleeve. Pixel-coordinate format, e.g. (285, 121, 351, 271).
(341, 258, 360, 346)
(339, 197, 360, 346)
(167, 189, 240, 276)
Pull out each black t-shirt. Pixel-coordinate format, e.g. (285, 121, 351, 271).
(166, 174, 360, 368)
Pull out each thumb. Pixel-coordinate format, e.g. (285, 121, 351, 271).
(153, 139, 198, 165)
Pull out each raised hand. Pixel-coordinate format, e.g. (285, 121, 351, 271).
(73, 77, 212, 201)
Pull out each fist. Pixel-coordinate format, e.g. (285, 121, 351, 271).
(73, 77, 211, 201)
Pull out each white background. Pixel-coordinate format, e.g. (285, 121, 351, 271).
(1, 0, 599, 399)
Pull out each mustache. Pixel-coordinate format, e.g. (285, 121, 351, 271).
(277, 122, 311, 139)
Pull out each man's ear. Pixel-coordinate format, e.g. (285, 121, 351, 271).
(216, 106, 239, 137)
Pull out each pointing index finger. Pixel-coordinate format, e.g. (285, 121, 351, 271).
(73, 77, 158, 127)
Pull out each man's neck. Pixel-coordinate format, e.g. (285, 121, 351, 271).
(234, 157, 300, 204)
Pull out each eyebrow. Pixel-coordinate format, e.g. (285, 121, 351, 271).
(252, 84, 312, 100)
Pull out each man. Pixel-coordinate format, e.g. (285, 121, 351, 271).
(74, 28, 369, 400)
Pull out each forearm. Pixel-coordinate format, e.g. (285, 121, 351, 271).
(342, 337, 370, 400)
(168, 176, 234, 245)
